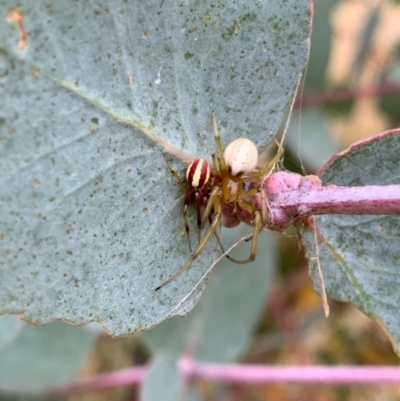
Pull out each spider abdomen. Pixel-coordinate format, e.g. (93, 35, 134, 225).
(223, 138, 258, 176)
(186, 158, 211, 189)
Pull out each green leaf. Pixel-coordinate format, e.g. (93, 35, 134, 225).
(286, 107, 340, 171)
(303, 0, 338, 91)
(143, 227, 276, 362)
(0, 0, 311, 335)
(378, 64, 400, 126)
(141, 352, 201, 401)
(142, 227, 276, 398)
(297, 131, 400, 353)
(0, 316, 24, 350)
(349, 4, 381, 81)
(0, 322, 95, 393)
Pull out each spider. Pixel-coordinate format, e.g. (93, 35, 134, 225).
(161, 147, 223, 254)
(155, 113, 284, 291)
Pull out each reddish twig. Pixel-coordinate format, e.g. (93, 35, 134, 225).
(268, 172, 400, 229)
(46, 366, 147, 396)
(46, 360, 400, 396)
(234, 171, 400, 231)
(295, 82, 400, 109)
(180, 357, 400, 384)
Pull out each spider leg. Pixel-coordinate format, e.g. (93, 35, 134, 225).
(260, 186, 267, 226)
(241, 187, 266, 243)
(259, 136, 284, 177)
(161, 153, 186, 191)
(200, 186, 229, 257)
(207, 213, 227, 255)
(239, 185, 267, 227)
(183, 203, 192, 252)
(195, 192, 202, 246)
(224, 209, 262, 265)
(239, 181, 269, 226)
(212, 112, 227, 172)
(203, 197, 238, 260)
(155, 202, 222, 291)
(212, 153, 221, 175)
(200, 185, 220, 229)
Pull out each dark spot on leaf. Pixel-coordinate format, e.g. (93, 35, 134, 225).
(244, 12, 256, 22)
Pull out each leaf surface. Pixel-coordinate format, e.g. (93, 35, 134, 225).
(142, 227, 276, 399)
(0, 322, 95, 393)
(286, 107, 339, 171)
(0, 316, 24, 351)
(0, 0, 310, 334)
(298, 131, 400, 353)
(143, 227, 276, 361)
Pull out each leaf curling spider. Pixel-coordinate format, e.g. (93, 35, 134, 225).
(155, 113, 284, 291)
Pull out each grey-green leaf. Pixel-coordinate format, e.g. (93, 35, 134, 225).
(303, 0, 338, 91)
(142, 227, 276, 398)
(297, 131, 400, 353)
(0, 316, 24, 351)
(286, 107, 340, 171)
(141, 352, 201, 401)
(143, 227, 276, 362)
(0, 0, 311, 335)
(0, 322, 95, 393)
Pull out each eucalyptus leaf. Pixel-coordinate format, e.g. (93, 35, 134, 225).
(0, 322, 95, 393)
(0, 316, 24, 351)
(297, 132, 400, 353)
(142, 227, 276, 398)
(303, 0, 338, 91)
(143, 227, 276, 362)
(0, 0, 311, 335)
(350, 4, 381, 82)
(286, 107, 339, 171)
(141, 352, 201, 401)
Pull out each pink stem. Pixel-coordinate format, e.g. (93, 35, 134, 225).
(180, 357, 400, 384)
(46, 359, 400, 395)
(46, 366, 147, 396)
(237, 172, 400, 231)
(295, 82, 400, 109)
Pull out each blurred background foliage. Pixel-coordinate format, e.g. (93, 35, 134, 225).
(3, 0, 400, 400)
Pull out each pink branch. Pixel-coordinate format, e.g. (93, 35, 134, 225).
(295, 82, 400, 109)
(46, 358, 400, 396)
(180, 357, 400, 384)
(46, 366, 147, 396)
(234, 172, 400, 231)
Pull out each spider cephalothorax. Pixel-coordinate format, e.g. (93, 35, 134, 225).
(155, 113, 283, 290)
